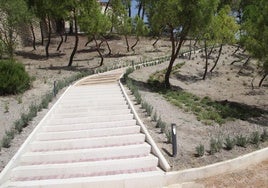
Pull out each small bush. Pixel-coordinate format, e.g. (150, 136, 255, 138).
(0, 59, 31, 95)
(261, 129, 268, 142)
(236, 135, 248, 148)
(5, 129, 15, 140)
(1, 135, 11, 148)
(14, 119, 24, 133)
(195, 144, 205, 157)
(21, 113, 30, 127)
(4, 101, 9, 113)
(123, 67, 134, 81)
(156, 117, 166, 133)
(165, 130, 172, 144)
(152, 112, 158, 122)
(210, 138, 222, 154)
(250, 131, 261, 147)
(224, 135, 236, 150)
(146, 104, 153, 116)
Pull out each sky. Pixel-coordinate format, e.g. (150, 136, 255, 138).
(100, 0, 140, 18)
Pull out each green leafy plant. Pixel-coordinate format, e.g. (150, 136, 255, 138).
(0, 59, 30, 95)
(210, 138, 222, 154)
(195, 144, 205, 157)
(165, 130, 172, 144)
(261, 129, 268, 142)
(1, 135, 11, 148)
(250, 131, 261, 147)
(224, 135, 236, 150)
(236, 134, 248, 148)
(152, 112, 158, 122)
(4, 101, 9, 113)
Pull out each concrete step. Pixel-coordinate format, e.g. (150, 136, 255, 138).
(11, 155, 159, 182)
(2, 170, 164, 188)
(51, 108, 131, 119)
(42, 120, 137, 132)
(78, 79, 118, 85)
(37, 126, 141, 141)
(58, 99, 127, 108)
(60, 94, 124, 101)
(47, 114, 134, 125)
(29, 134, 145, 152)
(54, 104, 129, 113)
(20, 143, 151, 165)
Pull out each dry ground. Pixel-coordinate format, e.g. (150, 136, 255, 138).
(0, 35, 267, 186)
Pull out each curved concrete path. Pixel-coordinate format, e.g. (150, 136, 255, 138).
(0, 69, 168, 188)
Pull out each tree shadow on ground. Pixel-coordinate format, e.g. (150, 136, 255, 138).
(76, 48, 104, 54)
(16, 51, 65, 60)
(38, 64, 101, 72)
(217, 100, 268, 126)
(172, 73, 202, 83)
(128, 77, 268, 127)
(104, 53, 136, 58)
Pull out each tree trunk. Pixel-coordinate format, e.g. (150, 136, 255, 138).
(208, 44, 215, 57)
(104, 0, 110, 14)
(30, 22, 36, 50)
(131, 38, 139, 52)
(141, 2, 145, 20)
(164, 29, 185, 88)
(137, 2, 142, 17)
(124, 35, 130, 52)
(45, 15, 51, 59)
(57, 33, 63, 51)
(103, 37, 112, 56)
(193, 40, 198, 53)
(128, 6, 131, 18)
(259, 73, 267, 87)
(153, 37, 160, 47)
(40, 21, 44, 46)
(232, 45, 240, 55)
(64, 31, 68, 42)
(210, 44, 223, 73)
(68, 10, 79, 67)
(238, 57, 251, 73)
(203, 40, 208, 80)
(94, 36, 104, 66)
(85, 38, 93, 47)
(189, 39, 192, 60)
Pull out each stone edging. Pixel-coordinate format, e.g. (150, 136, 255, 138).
(165, 147, 268, 185)
(119, 78, 171, 172)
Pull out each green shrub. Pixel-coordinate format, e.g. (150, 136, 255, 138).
(210, 138, 222, 154)
(250, 131, 261, 147)
(165, 130, 172, 144)
(261, 129, 268, 142)
(195, 144, 205, 157)
(0, 59, 30, 95)
(224, 135, 236, 150)
(5, 129, 15, 140)
(236, 135, 248, 148)
(14, 119, 24, 133)
(123, 67, 134, 81)
(1, 135, 11, 148)
(152, 112, 158, 122)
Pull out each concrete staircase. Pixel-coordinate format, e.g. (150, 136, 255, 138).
(0, 69, 167, 188)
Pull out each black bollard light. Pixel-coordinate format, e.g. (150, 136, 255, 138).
(53, 81, 56, 97)
(171, 123, 177, 157)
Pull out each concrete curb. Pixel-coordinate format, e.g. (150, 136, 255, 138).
(119, 79, 171, 172)
(165, 147, 268, 185)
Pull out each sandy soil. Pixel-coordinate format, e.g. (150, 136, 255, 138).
(0, 34, 267, 186)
